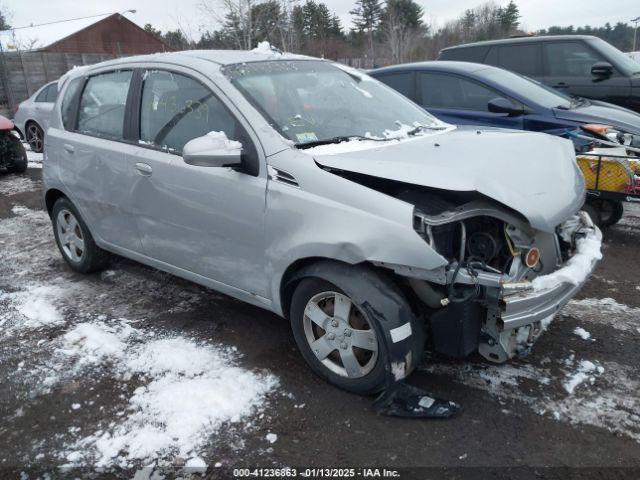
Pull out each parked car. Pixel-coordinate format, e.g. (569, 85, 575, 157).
(0, 114, 27, 174)
(369, 60, 640, 226)
(43, 50, 600, 394)
(14, 80, 58, 153)
(439, 35, 640, 113)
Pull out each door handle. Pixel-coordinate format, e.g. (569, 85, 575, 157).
(135, 162, 153, 176)
(63, 144, 75, 153)
(554, 82, 569, 88)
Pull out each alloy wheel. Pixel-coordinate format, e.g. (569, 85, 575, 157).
(26, 124, 43, 152)
(56, 209, 85, 263)
(303, 291, 379, 378)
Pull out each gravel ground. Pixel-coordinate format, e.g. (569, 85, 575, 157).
(1, 147, 639, 479)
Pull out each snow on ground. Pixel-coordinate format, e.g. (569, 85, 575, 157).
(573, 326, 592, 340)
(564, 297, 640, 333)
(423, 354, 640, 442)
(25, 141, 43, 168)
(0, 174, 41, 195)
(0, 205, 279, 469)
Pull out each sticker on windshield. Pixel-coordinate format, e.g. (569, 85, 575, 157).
(296, 132, 318, 143)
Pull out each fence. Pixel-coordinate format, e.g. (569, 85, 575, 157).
(0, 50, 125, 117)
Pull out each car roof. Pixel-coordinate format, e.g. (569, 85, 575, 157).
(441, 35, 598, 52)
(371, 60, 494, 75)
(64, 49, 317, 79)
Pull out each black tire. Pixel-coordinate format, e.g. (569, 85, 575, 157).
(9, 136, 27, 173)
(289, 265, 424, 395)
(51, 197, 109, 273)
(26, 122, 44, 153)
(592, 199, 624, 228)
(582, 202, 602, 228)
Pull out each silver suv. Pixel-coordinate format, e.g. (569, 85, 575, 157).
(43, 50, 601, 394)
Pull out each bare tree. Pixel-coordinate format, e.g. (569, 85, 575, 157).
(200, 0, 256, 49)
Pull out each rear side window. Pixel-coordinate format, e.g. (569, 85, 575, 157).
(439, 46, 490, 62)
(376, 73, 414, 99)
(78, 70, 133, 139)
(544, 42, 605, 76)
(140, 70, 246, 154)
(418, 72, 500, 111)
(35, 84, 55, 102)
(61, 77, 82, 130)
(498, 44, 540, 76)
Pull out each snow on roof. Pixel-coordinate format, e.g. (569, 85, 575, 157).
(0, 14, 134, 52)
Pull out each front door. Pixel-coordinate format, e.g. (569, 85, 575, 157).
(129, 68, 268, 296)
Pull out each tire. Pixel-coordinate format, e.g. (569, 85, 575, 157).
(8, 136, 27, 173)
(592, 199, 624, 228)
(52, 197, 109, 273)
(289, 264, 424, 395)
(26, 122, 44, 153)
(582, 202, 602, 228)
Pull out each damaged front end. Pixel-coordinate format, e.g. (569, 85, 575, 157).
(377, 194, 602, 363)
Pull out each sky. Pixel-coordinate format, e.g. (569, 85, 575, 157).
(3, 0, 639, 45)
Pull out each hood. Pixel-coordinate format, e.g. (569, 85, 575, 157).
(311, 127, 585, 233)
(553, 100, 640, 135)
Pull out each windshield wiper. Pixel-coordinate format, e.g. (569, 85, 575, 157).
(406, 124, 449, 136)
(295, 135, 389, 149)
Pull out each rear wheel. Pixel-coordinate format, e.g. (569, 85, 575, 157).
(52, 197, 109, 273)
(592, 199, 624, 228)
(26, 122, 44, 153)
(289, 265, 424, 394)
(582, 202, 602, 228)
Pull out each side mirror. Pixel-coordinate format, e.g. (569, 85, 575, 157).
(591, 62, 614, 78)
(487, 97, 524, 116)
(183, 132, 242, 168)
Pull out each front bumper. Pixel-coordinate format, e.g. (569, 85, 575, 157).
(479, 214, 602, 362)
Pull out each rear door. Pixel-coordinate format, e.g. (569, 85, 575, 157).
(55, 69, 144, 253)
(415, 71, 524, 129)
(33, 82, 58, 130)
(495, 42, 543, 81)
(128, 67, 269, 296)
(542, 40, 631, 103)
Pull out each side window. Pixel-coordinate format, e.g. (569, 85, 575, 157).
(35, 84, 53, 102)
(419, 72, 500, 111)
(78, 70, 133, 139)
(376, 73, 414, 99)
(544, 42, 606, 77)
(61, 77, 83, 130)
(484, 47, 498, 66)
(140, 70, 259, 175)
(46, 83, 58, 102)
(498, 44, 540, 76)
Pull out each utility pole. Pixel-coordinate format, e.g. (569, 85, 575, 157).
(633, 16, 640, 52)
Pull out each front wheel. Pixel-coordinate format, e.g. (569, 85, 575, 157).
(289, 264, 424, 394)
(592, 199, 624, 228)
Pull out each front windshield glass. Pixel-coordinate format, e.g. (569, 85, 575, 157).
(223, 60, 444, 146)
(480, 68, 573, 109)
(592, 38, 640, 75)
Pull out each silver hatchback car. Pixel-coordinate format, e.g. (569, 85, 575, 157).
(43, 50, 601, 394)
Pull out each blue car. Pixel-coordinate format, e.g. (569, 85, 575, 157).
(370, 61, 640, 227)
(369, 61, 640, 150)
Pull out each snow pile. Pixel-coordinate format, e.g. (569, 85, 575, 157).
(532, 228, 602, 291)
(61, 325, 278, 466)
(205, 131, 242, 152)
(573, 327, 592, 340)
(563, 359, 604, 395)
(0, 175, 41, 195)
(251, 41, 281, 56)
(0, 284, 65, 330)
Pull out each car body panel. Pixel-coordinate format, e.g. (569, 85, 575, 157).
(13, 81, 58, 138)
(44, 50, 590, 328)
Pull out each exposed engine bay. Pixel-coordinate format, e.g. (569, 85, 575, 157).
(323, 166, 599, 364)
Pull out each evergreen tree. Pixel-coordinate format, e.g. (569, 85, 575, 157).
(349, 0, 383, 63)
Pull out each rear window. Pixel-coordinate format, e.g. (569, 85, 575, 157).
(35, 83, 56, 103)
(61, 77, 82, 130)
(439, 46, 490, 62)
(498, 44, 540, 76)
(77, 70, 132, 139)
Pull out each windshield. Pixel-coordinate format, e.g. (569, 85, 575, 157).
(223, 60, 444, 146)
(592, 38, 640, 75)
(480, 68, 574, 109)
